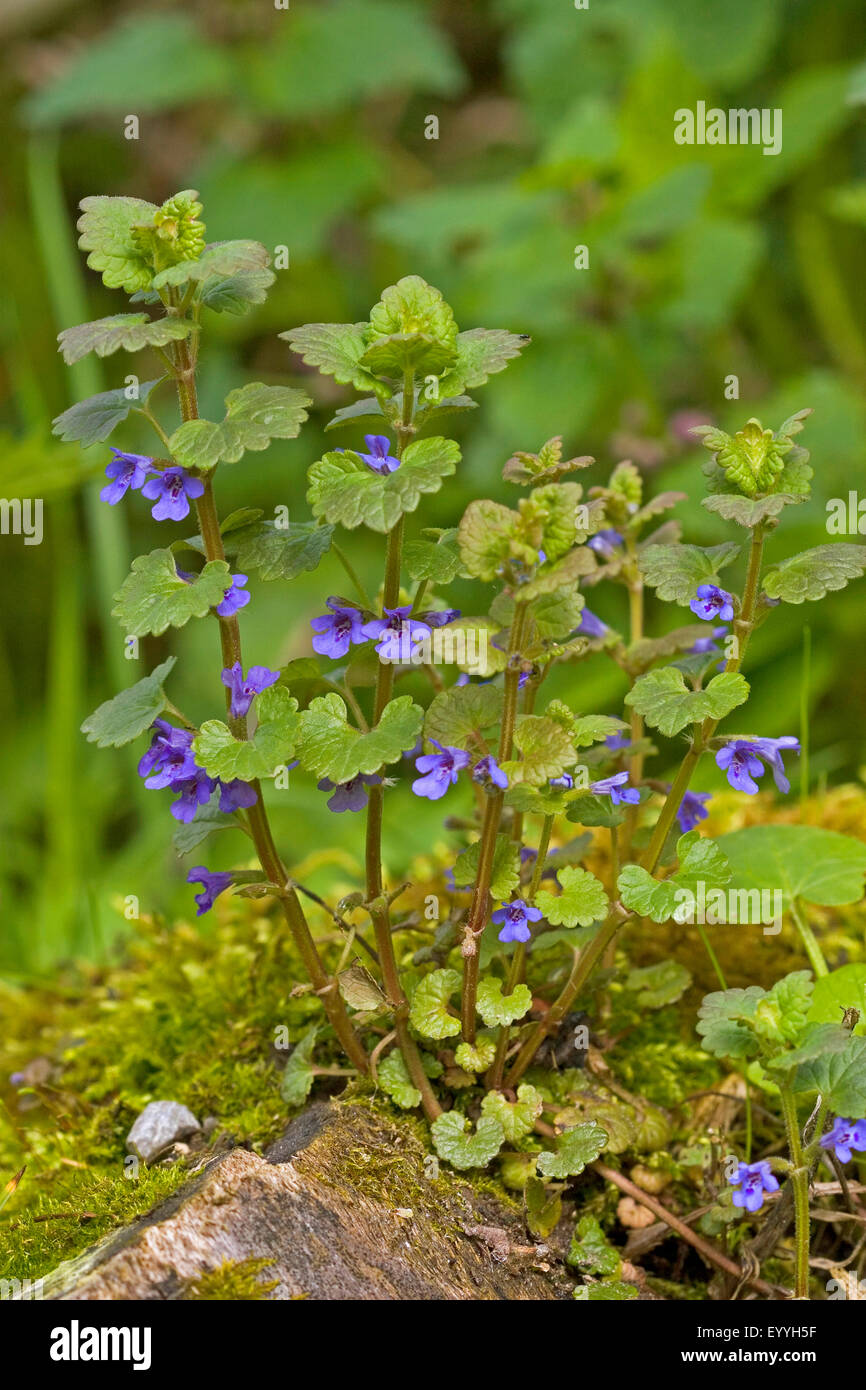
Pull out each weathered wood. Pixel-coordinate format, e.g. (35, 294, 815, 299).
(44, 1101, 569, 1301)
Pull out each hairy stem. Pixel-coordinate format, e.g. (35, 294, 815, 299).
(780, 1087, 811, 1299)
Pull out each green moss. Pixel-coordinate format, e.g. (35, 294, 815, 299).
(183, 1257, 279, 1301)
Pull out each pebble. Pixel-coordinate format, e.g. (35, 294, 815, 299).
(126, 1101, 201, 1164)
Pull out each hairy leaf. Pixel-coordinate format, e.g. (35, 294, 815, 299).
(638, 542, 741, 604)
(536, 1122, 608, 1179)
(296, 692, 422, 782)
(81, 656, 176, 748)
(307, 436, 459, 532)
(169, 383, 311, 470)
(193, 687, 300, 782)
(625, 668, 748, 737)
(52, 379, 161, 448)
(762, 544, 866, 603)
(112, 549, 230, 637)
(58, 313, 195, 365)
(535, 866, 609, 928)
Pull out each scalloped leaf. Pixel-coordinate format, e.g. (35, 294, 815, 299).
(169, 383, 311, 470)
(193, 686, 300, 782)
(404, 532, 462, 583)
(625, 960, 692, 1008)
(151, 239, 270, 289)
(296, 692, 422, 782)
(52, 379, 162, 448)
(408, 968, 461, 1040)
(457, 499, 518, 581)
(76, 194, 159, 293)
(534, 866, 609, 928)
(307, 436, 459, 533)
(638, 542, 741, 605)
(58, 314, 195, 365)
(536, 1121, 608, 1179)
(280, 1027, 318, 1107)
(431, 1112, 505, 1170)
(703, 493, 806, 527)
(762, 544, 866, 604)
(424, 682, 503, 750)
(229, 520, 333, 581)
(81, 657, 176, 749)
(476, 978, 532, 1027)
(453, 834, 520, 901)
(696, 986, 765, 1059)
(571, 715, 628, 748)
(481, 1085, 543, 1142)
(280, 322, 376, 391)
(112, 549, 231, 637)
(377, 1049, 422, 1109)
(454, 1037, 497, 1073)
(625, 668, 748, 737)
(502, 715, 577, 786)
(791, 1034, 866, 1117)
(438, 328, 529, 394)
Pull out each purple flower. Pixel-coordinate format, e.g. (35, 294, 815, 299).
(550, 773, 574, 790)
(591, 771, 640, 805)
(363, 606, 432, 660)
(100, 448, 153, 504)
(221, 662, 280, 719)
(605, 732, 630, 752)
(728, 1160, 779, 1214)
(187, 866, 235, 917)
(216, 573, 251, 618)
(138, 719, 198, 789)
(577, 607, 608, 639)
(418, 608, 461, 628)
(588, 529, 624, 560)
(171, 770, 217, 823)
(690, 584, 734, 623)
(217, 778, 258, 813)
(716, 737, 800, 795)
(311, 598, 368, 659)
(819, 1118, 866, 1165)
(141, 466, 205, 522)
(492, 898, 543, 944)
(689, 625, 728, 655)
(676, 790, 712, 834)
(317, 773, 381, 813)
(472, 755, 508, 791)
(412, 740, 471, 800)
(358, 434, 400, 475)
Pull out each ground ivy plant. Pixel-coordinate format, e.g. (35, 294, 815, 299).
(59, 189, 866, 1300)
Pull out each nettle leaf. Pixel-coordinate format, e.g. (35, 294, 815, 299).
(81, 657, 176, 749)
(453, 834, 520, 901)
(638, 542, 741, 605)
(200, 268, 275, 315)
(297, 693, 422, 782)
(424, 682, 503, 750)
(536, 1121, 608, 1180)
(503, 715, 577, 786)
(454, 1037, 497, 1073)
(535, 867, 609, 928)
(193, 687, 300, 782)
(530, 588, 585, 639)
(696, 987, 766, 1060)
(280, 322, 377, 391)
(753, 971, 813, 1046)
(476, 978, 532, 1027)
(172, 802, 239, 856)
(151, 239, 270, 290)
(762, 544, 866, 604)
(703, 493, 806, 527)
(694, 419, 790, 498)
(520, 545, 597, 599)
(481, 1085, 543, 1143)
(307, 436, 459, 533)
(230, 520, 333, 582)
(807, 965, 866, 1035)
(112, 549, 230, 637)
(378, 1049, 422, 1109)
(52, 379, 161, 448)
(438, 328, 529, 394)
(280, 1028, 318, 1107)
(571, 715, 628, 748)
(625, 668, 748, 737)
(457, 499, 517, 581)
(408, 968, 461, 1040)
(792, 1035, 866, 1117)
(431, 1112, 505, 1170)
(625, 961, 692, 1008)
(77, 194, 159, 293)
(169, 384, 311, 470)
(58, 314, 195, 365)
(717, 825, 866, 911)
(404, 532, 462, 583)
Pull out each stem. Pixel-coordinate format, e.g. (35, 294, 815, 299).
(172, 335, 368, 1075)
(623, 549, 644, 848)
(331, 540, 373, 609)
(800, 625, 811, 811)
(780, 1087, 811, 1299)
(460, 601, 528, 1042)
(788, 897, 829, 978)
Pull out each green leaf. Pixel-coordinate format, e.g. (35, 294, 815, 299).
(193, 687, 300, 782)
(762, 544, 866, 603)
(58, 314, 195, 365)
(534, 867, 609, 928)
(625, 668, 748, 737)
(76, 194, 159, 294)
(296, 693, 423, 782)
(503, 715, 577, 786)
(520, 546, 598, 599)
(525, 1177, 562, 1239)
(360, 332, 456, 380)
(717, 826, 866, 910)
(481, 1085, 543, 1142)
(280, 322, 376, 391)
(476, 979, 532, 1028)
(567, 1215, 621, 1277)
(767, 1022, 853, 1072)
(697, 987, 765, 1059)
(404, 532, 462, 583)
(454, 1037, 497, 1073)
(200, 268, 275, 315)
(431, 1112, 505, 1170)
(754, 971, 814, 1046)
(280, 1028, 319, 1107)
(694, 418, 791, 497)
(81, 657, 176, 749)
(438, 328, 529, 394)
(703, 493, 806, 527)
(536, 1122, 608, 1180)
(408, 968, 461, 1040)
(112, 549, 230, 637)
(151, 239, 270, 290)
(638, 542, 741, 604)
(377, 1049, 422, 1109)
(617, 865, 679, 924)
(807, 965, 866, 1035)
(169, 384, 311, 470)
(172, 802, 240, 856)
(369, 274, 457, 348)
(571, 715, 628, 748)
(307, 436, 459, 533)
(424, 682, 503, 750)
(566, 794, 627, 830)
(457, 499, 518, 581)
(230, 520, 333, 582)
(576, 1281, 638, 1302)
(52, 379, 161, 448)
(618, 833, 730, 923)
(453, 834, 520, 901)
(792, 1034, 866, 1117)
(625, 960, 692, 1009)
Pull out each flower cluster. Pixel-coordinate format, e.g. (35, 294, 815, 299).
(101, 449, 204, 522)
(138, 718, 257, 825)
(728, 1160, 779, 1213)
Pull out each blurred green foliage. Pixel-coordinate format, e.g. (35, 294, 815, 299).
(1, 0, 866, 972)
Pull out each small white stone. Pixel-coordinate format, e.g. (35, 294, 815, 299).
(126, 1101, 201, 1164)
